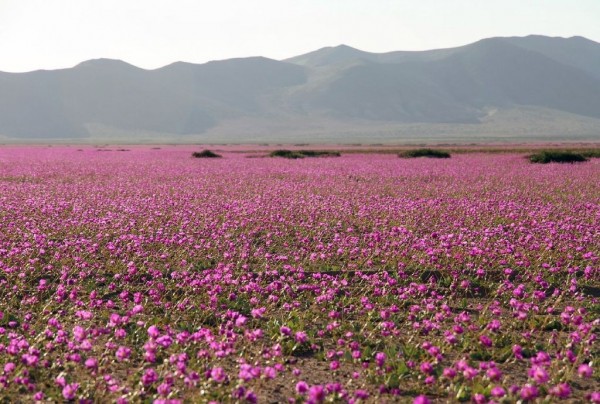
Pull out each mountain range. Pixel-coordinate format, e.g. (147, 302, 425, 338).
(2, 35, 600, 143)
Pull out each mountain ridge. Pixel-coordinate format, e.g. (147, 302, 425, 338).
(1, 35, 600, 143)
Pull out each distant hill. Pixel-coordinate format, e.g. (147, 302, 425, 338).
(1, 35, 600, 143)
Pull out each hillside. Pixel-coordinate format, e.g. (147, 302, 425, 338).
(1, 35, 600, 143)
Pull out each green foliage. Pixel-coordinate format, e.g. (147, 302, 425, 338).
(528, 150, 588, 163)
(398, 149, 451, 159)
(270, 150, 304, 159)
(270, 150, 341, 159)
(289, 341, 315, 357)
(580, 149, 600, 158)
(296, 150, 341, 157)
(192, 150, 222, 158)
(543, 319, 565, 331)
(470, 351, 492, 361)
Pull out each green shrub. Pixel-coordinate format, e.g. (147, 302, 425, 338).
(298, 150, 341, 157)
(580, 150, 600, 158)
(528, 151, 587, 164)
(192, 150, 222, 158)
(270, 150, 304, 159)
(270, 150, 341, 159)
(398, 148, 451, 159)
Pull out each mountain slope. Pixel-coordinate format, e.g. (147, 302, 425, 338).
(0, 57, 306, 138)
(419, 38, 600, 117)
(1, 35, 600, 141)
(504, 35, 600, 80)
(286, 38, 600, 123)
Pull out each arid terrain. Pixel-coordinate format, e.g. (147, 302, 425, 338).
(0, 146, 597, 402)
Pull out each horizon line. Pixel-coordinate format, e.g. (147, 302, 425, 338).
(1, 34, 596, 74)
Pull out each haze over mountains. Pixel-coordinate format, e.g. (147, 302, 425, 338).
(1, 35, 600, 143)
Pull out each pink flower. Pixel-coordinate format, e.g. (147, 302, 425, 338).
(115, 346, 131, 361)
(445, 332, 458, 344)
(479, 334, 492, 347)
(419, 362, 434, 375)
(55, 376, 66, 387)
(115, 328, 127, 339)
(512, 344, 523, 360)
(295, 381, 309, 394)
(472, 393, 486, 404)
(263, 366, 277, 379)
(238, 364, 256, 381)
(157, 382, 171, 396)
(250, 307, 266, 318)
(413, 395, 430, 404)
(84, 357, 97, 369)
(245, 391, 257, 403)
(210, 367, 227, 383)
(148, 325, 160, 338)
(375, 352, 386, 368)
(550, 383, 571, 399)
(131, 304, 143, 314)
(294, 331, 308, 343)
(487, 319, 502, 332)
(142, 368, 158, 386)
(463, 367, 479, 380)
(3, 362, 15, 373)
(486, 366, 502, 381)
(308, 385, 326, 403)
(491, 386, 506, 398)
(424, 375, 435, 384)
(578, 363, 593, 378)
(528, 365, 549, 384)
(156, 335, 173, 348)
(73, 325, 86, 342)
(62, 383, 78, 400)
(520, 384, 539, 401)
(354, 389, 369, 399)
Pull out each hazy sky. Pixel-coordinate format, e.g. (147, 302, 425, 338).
(1, 0, 599, 72)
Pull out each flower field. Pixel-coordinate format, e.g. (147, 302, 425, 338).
(0, 147, 598, 403)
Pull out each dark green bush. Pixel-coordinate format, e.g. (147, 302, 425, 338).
(192, 150, 222, 158)
(398, 149, 451, 159)
(580, 150, 600, 158)
(298, 150, 341, 157)
(270, 150, 304, 159)
(270, 150, 341, 159)
(528, 151, 587, 164)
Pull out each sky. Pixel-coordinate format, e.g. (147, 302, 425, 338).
(1, 0, 599, 72)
